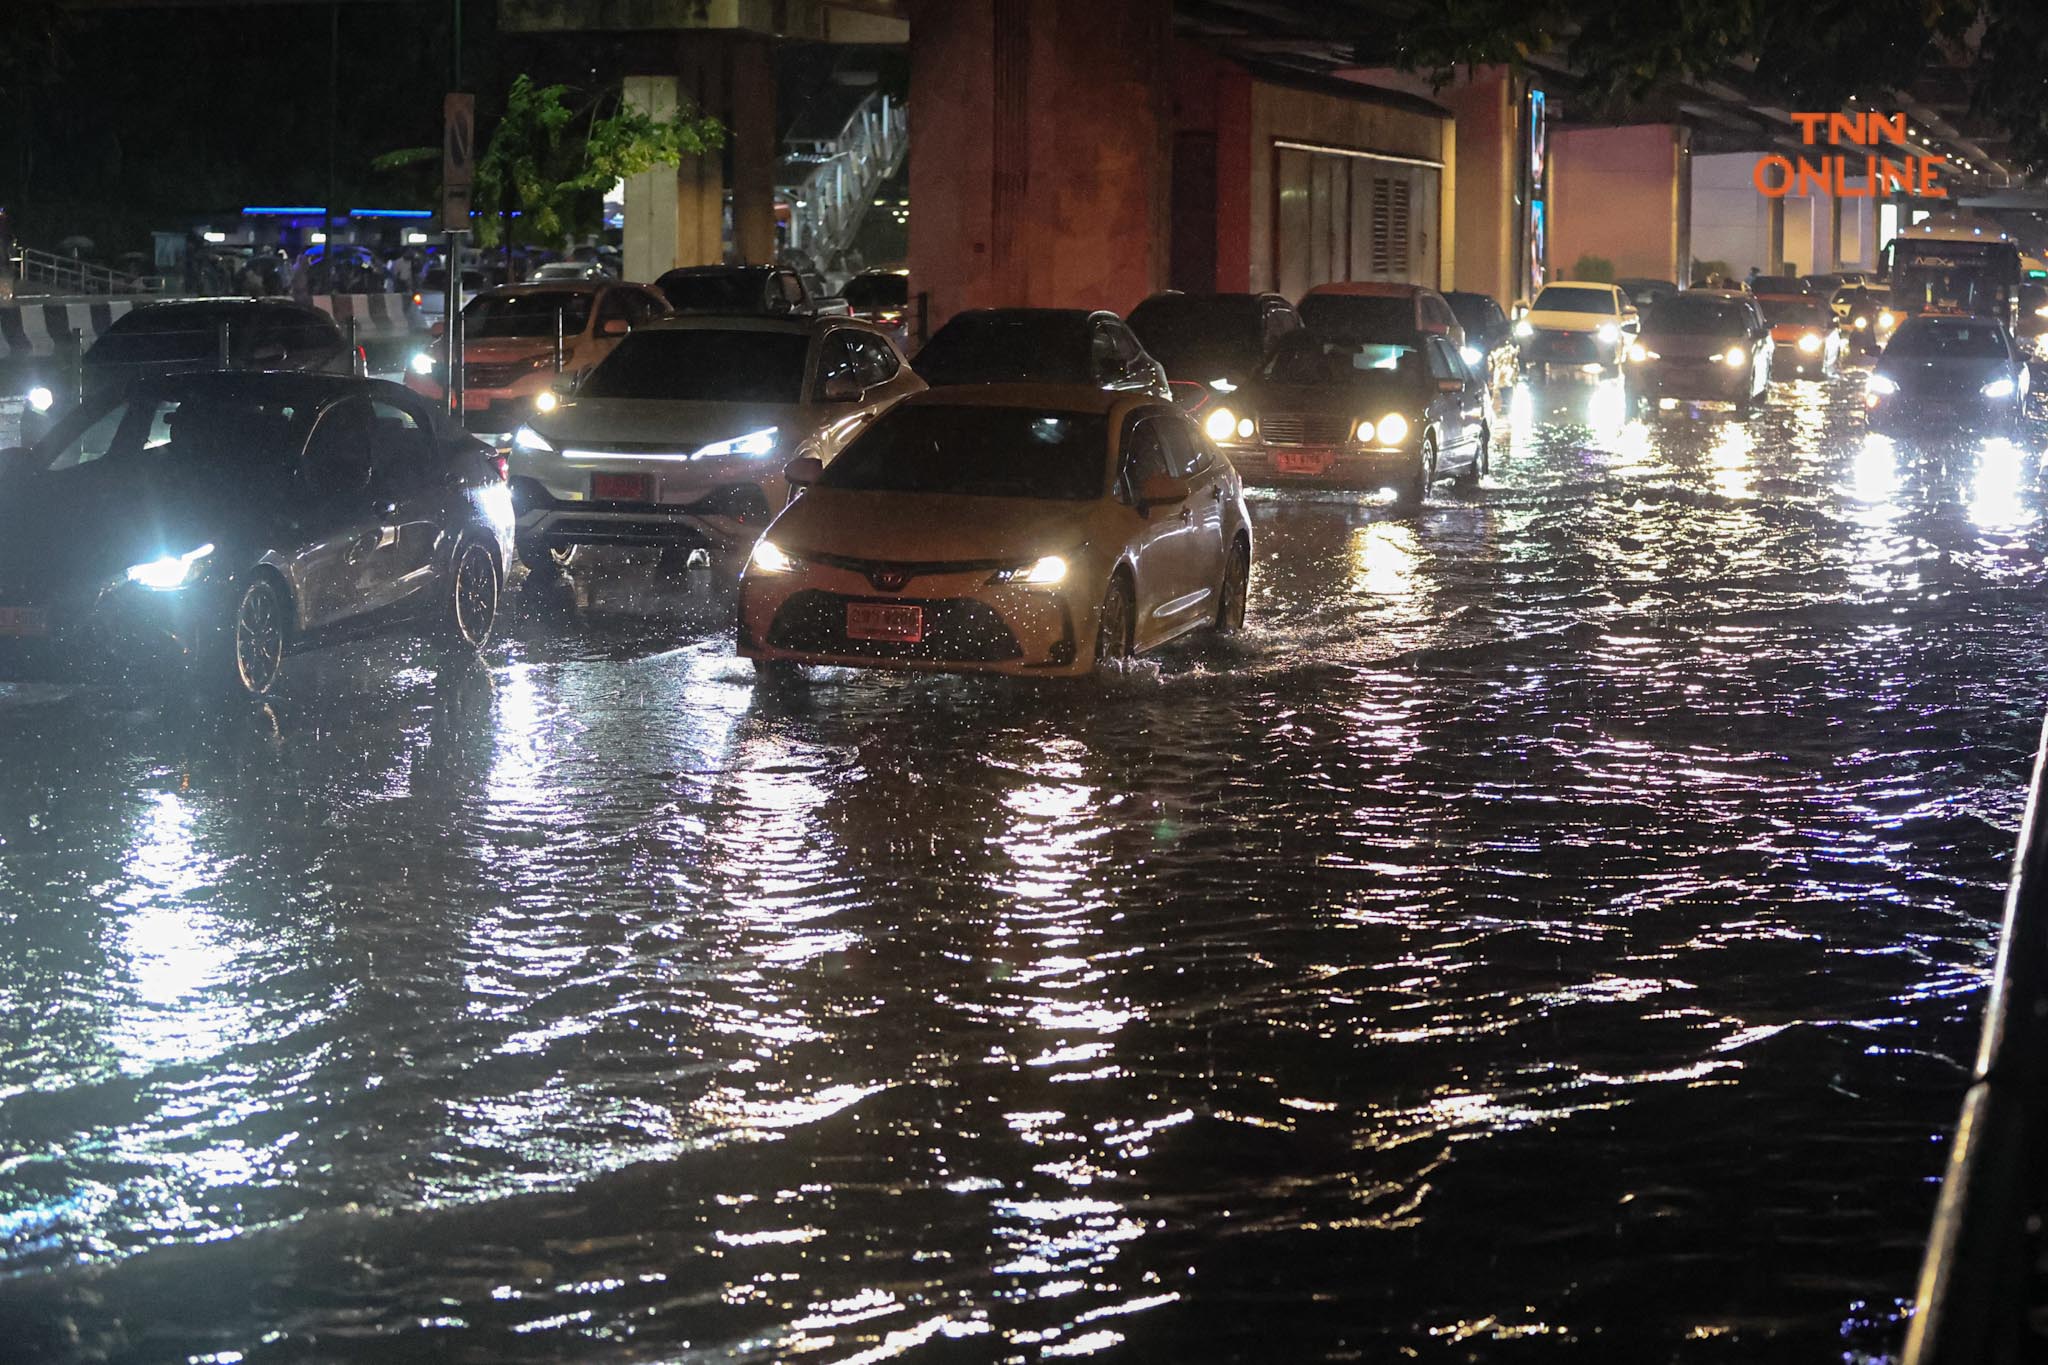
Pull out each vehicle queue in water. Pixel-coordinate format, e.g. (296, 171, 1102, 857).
(0, 230, 2032, 697)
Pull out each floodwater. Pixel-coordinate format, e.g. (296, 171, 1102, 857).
(0, 370, 2039, 1362)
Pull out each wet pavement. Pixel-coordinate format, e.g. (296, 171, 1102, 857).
(0, 368, 2040, 1362)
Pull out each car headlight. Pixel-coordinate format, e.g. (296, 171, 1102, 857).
(748, 539, 799, 574)
(1514, 320, 1534, 339)
(1854, 316, 1868, 329)
(511, 424, 553, 453)
(534, 390, 560, 414)
(124, 543, 215, 591)
(1204, 407, 1238, 442)
(408, 351, 436, 377)
(1796, 333, 1822, 353)
(1981, 377, 2018, 399)
(1867, 374, 1899, 397)
(1626, 343, 1653, 363)
(1719, 348, 1748, 369)
(696, 426, 780, 459)
(1374, 412, 1411, 445)
(1596, 323, 1620, 343)
(1208, 377, 1237, 393)
(990, 554, 1068, 586)
(1460, 345, 1482, 366)
(26, 385, 55, 414)
(1878, 309, 1896, 328)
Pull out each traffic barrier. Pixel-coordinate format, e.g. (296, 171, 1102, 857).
(0, 294, 423, 360)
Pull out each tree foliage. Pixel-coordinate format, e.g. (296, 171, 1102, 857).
(1385, 0, 2048, 171)
(375, 75, 725, 249)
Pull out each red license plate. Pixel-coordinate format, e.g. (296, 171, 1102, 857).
(1275, 450, 1334, 475)
(592, 473, 651, 501)
(846, 602, 924, 642)
(0, 607, 48, 637)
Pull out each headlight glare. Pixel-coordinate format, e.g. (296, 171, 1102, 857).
(1854, 317, 1868, 329)
(696, 426, 780, 459)
(1981, 377, 2017, 399)
(26, 385, 55, 414)
(124, 543, 215, 591)
(512, 424, 553, 454)
(1375, 412, 1411, 445)
(1626, 343, 1650, 363)
(1867, 373, 1899, 397)
(533, 390, 559, 414)
(748, 539, 799, 575)
(1204, 407, 1238, 442)
(408, 351, 436, 377)
(1596, 322, 1620, 343)
(992, 554, 1068, 586)
(1355, 418, 1377, 443)
(1797, 332, 1823, 354)
(1514, 319, 1534, 339)
(1722, 348, 1748, 369)
(1460, 345, 1482, 366)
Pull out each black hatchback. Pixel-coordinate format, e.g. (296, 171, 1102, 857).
(0, 372, 514, 696)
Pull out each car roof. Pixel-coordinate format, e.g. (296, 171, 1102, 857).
(893, 383, 1143, 417)
(657, 264, 774, 279)
(1538, 280, 1620, 293)
(633, 313, 867, 337)
(478, 280, 607, 300)
(1302, 281, 1435, 298)
(120, 297, 322, 315)
(944, 307, 1115, 323)
(116, 370, 402, 403)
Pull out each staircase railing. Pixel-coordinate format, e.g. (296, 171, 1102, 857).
(14, 246, 167, 297)
(781, 92, 907, 266)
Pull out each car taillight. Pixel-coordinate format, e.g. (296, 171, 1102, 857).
(355, 344, 368, 375)
(412, 292, 423, 308)
(490, 453, 508, 481)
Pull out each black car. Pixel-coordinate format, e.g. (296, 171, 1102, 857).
(1616, 277, 1679, 311)
(912, 308, 1171, 399)
(1442, 290, 1518, 391)
(1866, 316, 2029, 436)
(1125, 291, 1300, 413)
(1624, 291, 1773, 415)
(1207, 329, 1489, 503)
(23, 298, 358, 443)
(654, 264, 843, 318)
(0, 372, 513, 696)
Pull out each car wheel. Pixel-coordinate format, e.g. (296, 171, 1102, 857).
(751, 658, 805, 685)
(1402, 435, 1438, 506)
(1214, 539, 1250, 635)
(1095, 574, 1134, 670)
(219, 575, 287, 697)
(439, 536, 500, 650)
(517, 537, 577, 574)
(1455, 428, 1490, 484)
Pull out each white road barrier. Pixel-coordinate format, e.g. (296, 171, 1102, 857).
(0, 294, 425, 360)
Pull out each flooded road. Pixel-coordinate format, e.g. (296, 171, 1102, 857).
(1, 370, 2039, 1361)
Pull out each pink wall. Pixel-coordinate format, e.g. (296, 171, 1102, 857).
(1550, 124, 1687, 284)
(908, 0, 1173, 329)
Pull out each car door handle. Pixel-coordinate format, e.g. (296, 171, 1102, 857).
(1178, 506, 1194, 523)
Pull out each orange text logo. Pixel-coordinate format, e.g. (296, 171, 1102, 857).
(1754, 113, 1948, 198)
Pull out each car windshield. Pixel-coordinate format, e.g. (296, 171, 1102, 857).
(840, 274, 908, 311)
(913, 315, 1093, 385)
(463, 292, 594, 339)
(660, 272, 764, 312)
(1644, 297, 1748, 336)
(577, 329, 809, 403)
(1750, 277, 1804, 295)
(818, 404, 1107, 500)
(1261, 334, 1425, 385)
(1760, 297, 1831, 326)
(1532, 286, 1616, 314)
(35, 388, 309, 475)
(1295, 294, 1412, 338)
(1887, 322, 2008, 357)
(87, 308, 262, 364)
(1126, 297, 1262, 376)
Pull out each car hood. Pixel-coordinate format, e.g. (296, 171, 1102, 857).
(1879, 356, 2013, 393)
(1639, 332, 1746, 361)
(765, 489, 1091, 565)
(1242, 375, 1422, 415)
(1527, 309, 1617, 332)
(454, 336, 566, 366)
(532, 398, 813, 447)
(0, 462, 277, 596)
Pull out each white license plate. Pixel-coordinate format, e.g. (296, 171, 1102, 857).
(846, 602, 923, 642)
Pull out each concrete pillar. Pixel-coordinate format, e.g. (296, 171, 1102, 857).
(908, 0, 1173, 327)
(1767, 195, 1785, 274)
(1549, 124, 1688, 284)
(622, 75, 683, 284)
(1436, 68, 1516, 306)
(730, 35, 777, 266)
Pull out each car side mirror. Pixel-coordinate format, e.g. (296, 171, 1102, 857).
(820, 374, 862, 403)
(783, 455, 824, 486)
(1136, 472, 1192, 511)
(600, 317, 628, 337)
(429, 320, 446, 338)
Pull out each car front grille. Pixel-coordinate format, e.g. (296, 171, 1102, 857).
(464, 363, 534, 389)
(767, 590, 1025, 663)
(1258, 413, 1352, 446)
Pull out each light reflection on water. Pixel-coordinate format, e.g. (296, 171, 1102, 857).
(0, 371, 2039, 1361)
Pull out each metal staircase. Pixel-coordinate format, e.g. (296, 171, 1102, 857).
(780, 91, 907, 266)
